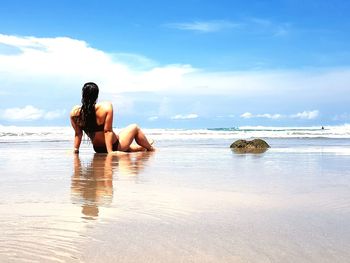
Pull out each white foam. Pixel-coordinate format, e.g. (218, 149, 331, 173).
(1, 124, 350, 142)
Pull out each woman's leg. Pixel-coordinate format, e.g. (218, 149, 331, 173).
(117, 124, 154, 152)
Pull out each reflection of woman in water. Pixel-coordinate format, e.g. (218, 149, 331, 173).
(72, 154, 114, 218)
(70, 82, 154, 154)
(72, 152, 153, 219)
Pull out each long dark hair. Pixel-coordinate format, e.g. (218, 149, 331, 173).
(79, 82, 99, 139)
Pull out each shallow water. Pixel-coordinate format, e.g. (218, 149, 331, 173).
(0, 138, 350, 262)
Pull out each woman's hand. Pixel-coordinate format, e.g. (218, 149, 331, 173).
(70, 105, 83, 153)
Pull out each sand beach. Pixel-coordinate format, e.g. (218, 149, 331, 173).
(0, 127, 350, 262)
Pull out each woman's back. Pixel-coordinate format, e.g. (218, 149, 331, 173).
(71, 82, 154, 153)
(71, 102, 113, 146)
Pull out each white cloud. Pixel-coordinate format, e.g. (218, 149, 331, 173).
(148, 116, 159, 121)
(111, 52, 157, 69)
(291, 110, 319, 120)
(332, 113, 350, 121)
(240, 111, 319, 120)
(240, 112, 283, 119)
(171, 114, 199, 120)
(0, 105, 64, 121)
(0, 33, 349, 123)
(180, 68, 350, 98)
(240, 112, 253, 119)
(0, 34, 196, 95)
(259, 113, 283, 119)
(248, 17, 291, 37)
(1, 34, 350, 99)
(1, 105, 44, 121)
(166, 18, 290, 35)
(166, 20, 240, 32)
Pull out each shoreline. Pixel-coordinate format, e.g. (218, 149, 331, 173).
(1, 136, 350, 262)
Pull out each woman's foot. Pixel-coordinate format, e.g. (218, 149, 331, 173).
(129, 139, 155, 152)
(148, 139, 155, 151)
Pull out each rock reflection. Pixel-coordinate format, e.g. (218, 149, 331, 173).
(71, 152, 153, 219)
(231, 148, 268, 154)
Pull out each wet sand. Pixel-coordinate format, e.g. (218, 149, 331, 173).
(1, 138, 350, 262)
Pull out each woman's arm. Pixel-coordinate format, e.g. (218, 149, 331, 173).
(70, 107, 83, 153)
(103, 103, 115, 153)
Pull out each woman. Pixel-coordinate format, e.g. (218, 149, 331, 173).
(70, 82, 154, 154)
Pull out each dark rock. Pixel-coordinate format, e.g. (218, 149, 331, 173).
(230, 139, 270, 153)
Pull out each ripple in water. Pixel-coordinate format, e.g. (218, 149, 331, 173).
(0, 217, 88, 262)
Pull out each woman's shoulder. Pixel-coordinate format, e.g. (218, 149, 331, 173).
(70, 105, 81, 117)
(96, 101, 113, 111)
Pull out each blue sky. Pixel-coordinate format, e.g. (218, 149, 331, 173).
(0, 0, 350, 128)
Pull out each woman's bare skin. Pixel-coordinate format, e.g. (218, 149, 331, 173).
(70, 101, 154, 154)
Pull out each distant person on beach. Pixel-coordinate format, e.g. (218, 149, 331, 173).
(70, 82, 154, 154)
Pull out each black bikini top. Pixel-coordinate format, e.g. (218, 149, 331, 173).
(94, 123, 105, 132)
(73, 116, 104, 132)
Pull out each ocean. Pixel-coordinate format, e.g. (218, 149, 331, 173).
(0, 125, 350, 262)
(1, 124, 350, 142)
